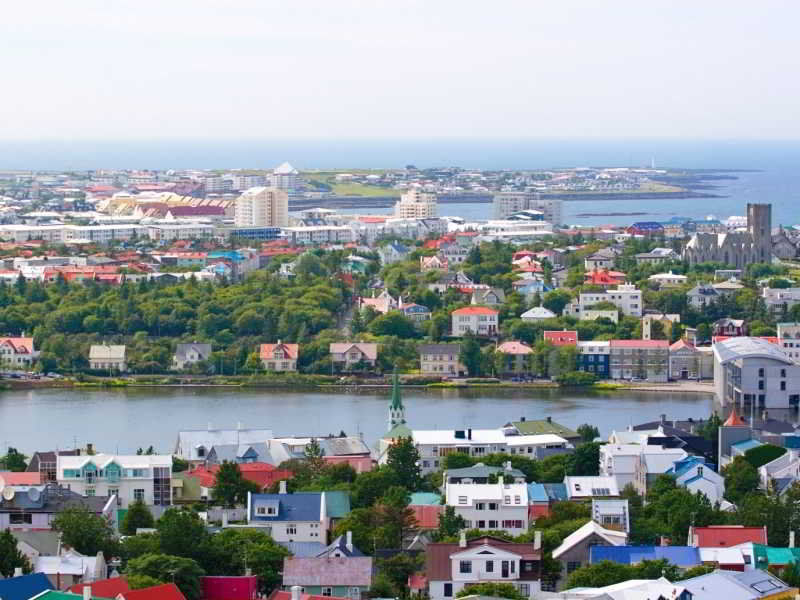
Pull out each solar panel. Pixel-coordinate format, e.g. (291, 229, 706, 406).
(751, 579, 781, 593)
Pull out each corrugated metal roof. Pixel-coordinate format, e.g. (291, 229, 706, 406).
(590, 545, 700, 567)
(282, 556, 373, 586)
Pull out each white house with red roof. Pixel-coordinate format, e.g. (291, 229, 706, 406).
(451, 307, 498, 337)
(0, 336, 38, 367)
(260, 342, 299, 372)
(543, 331, 578, 347)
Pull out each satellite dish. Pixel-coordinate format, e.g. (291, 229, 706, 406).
(28, 487, 41, 502)
(2, 487, 15, 501)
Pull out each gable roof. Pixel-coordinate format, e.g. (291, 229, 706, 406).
(521, 306, 556, 319)
(0, 471, 42, 485)
(10, 530, 60, 555)
(260, 343, 299, 360)
(496, 341, 533, 355)
(282, 556, 373, 586)
(174, 343, 212, 361)
(329, 343, 378, 359)
(689, 525, 768, 547)
(0, 573, 53, 600)
(552, 520, 627, 558)
(511, 419, 579, 439)
(451, 306, 498, 316)
(425, 537, 541, 580)
(543, 330, 578, 346)
(250, 492, 324, 521)
(88, 344, 126, 360)
(0, 337, 34, 353)
(68, 577, 129, 597)
(119, 582, 186, 600)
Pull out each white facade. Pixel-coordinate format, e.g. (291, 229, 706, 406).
(451, 308, 499, 336)
(57, 454, 172, 508)
(600, 444, 688, 495)
(493, 192, 562, 225)
(446, 481, 529, 535)
(564, 284, 643, 318)
(148, 223, 215, 241)
(777, 322, 800, 361)
(762, 288, 800, 313)
(394, 188, 437, 219)
(282, 225, 355, 245)
(234, 186, 289, 227)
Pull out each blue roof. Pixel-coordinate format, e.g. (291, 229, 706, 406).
(410, 492, 442, 505)
(784, 436, 800, 449)
(731, 439, 764, 452)
(527, 483, 549, 503)
(0, 573, 53, 600)
(542, 483, 568, 502)
(250, 492, 322, 522)
(278, 541, 328, 557)
(667, 456, 707, 478)
(590, 546, 701, 567)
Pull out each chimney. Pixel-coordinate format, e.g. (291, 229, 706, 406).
(791, 531, 796, 548)
(279, 480, 287, 494)
(83, 585, 92, 600)
(86, 443, 93, 455)
(505, 461, 512, 471)
(291, 585, 303, 600)
(459, 530, 467, 548)
(546, 416, 552, 423)
(14, 567, 23, 577)
(520, 416, 526, 422)
(346, 530, 353, 553)
(534, 530, 542, 551)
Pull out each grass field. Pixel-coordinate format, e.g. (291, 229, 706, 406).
(303, 170, 399, 197)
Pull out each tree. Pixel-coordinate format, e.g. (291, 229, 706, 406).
(121, 500, 155, 535)
(304, 438, 326, 477)
(373, 486, 418, 549)
(437, 505, 466, 540)
(156, 509, 210, 564)
(209, 528, 289, 594)
(126, 554, 205, 600)
(377, 553, 424, 598)
(0, 447, 27, 471)
(577, 424, 600, 443)
(119, 533, 161, 567)
(456, 583, 524, 600)
(568, 442, 601, 476)
(51, 506, 118, 558)
(459, 331, 483, 376)
(723, 456, 761, 504)
(369, 312, 418, 338)
(543, 289, 572, 315)
(212, 461, 261, 508)
(0, 529, 31, 577)
(386, 436, 423, 492)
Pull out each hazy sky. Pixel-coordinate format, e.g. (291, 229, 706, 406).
(3, 1, 799, 140)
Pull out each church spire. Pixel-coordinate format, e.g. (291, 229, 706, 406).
(389, 369, 405, 430)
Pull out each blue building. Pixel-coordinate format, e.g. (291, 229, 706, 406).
(576, 341, 610, 379)
(227, 226, 281, 241)
(590, 545, 702, 568)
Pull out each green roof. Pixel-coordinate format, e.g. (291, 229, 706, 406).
(752, 544, 800, 567)
(512, 419, 578, 438)
(409, 492, 442, 505)
(34, 592, 106, 600)
(390, 371, 404, 412)
(383, 422, 412, 440)
(323, 490, 352, 518)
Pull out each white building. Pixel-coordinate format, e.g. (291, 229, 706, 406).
(147, 223, 215, 241)
(564, 284, 643, 318)
(599, 443, 688, 495)
(89, 345, 126, 372)
(493, 192, 562, 225)
(394, 187, 437, 219)
(521, 306, 556, 322)
(563, 476, 620, 500)
(762, 288, 800, 313)
(777, 322, 800, 361)
(648, 271, 688, 287)
(282, 225, 354, 245)
(234, 186, 289, 228)
(445, 480, 529, 535)
(229, 174, 267, 191)
(713, 337, 800, 409)
(247, 488, 330, 543)
(57, 453, 173, 508)
(271, 162, 300, 194)
(451, 306, 499, 337)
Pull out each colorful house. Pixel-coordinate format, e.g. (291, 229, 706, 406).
(260, 342, 299, 372)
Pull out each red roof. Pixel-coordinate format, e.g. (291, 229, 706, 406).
(670, 339, 695, 352)
(121, 583, 186, 600)
(269, 591, 349, 600)
(260, 343, 299, 360)
(713, 336, 778, 345)
(543, 330, 578, 346)
(69, 577, 130, 597)
(0, 337, 34, 354)
(609, 339, 669, 348)
(0, 471, 42, 485)
(202, 576, 258, 600)
(512, 250, 535, 260)
(411, 505, 443, 529)
(496, 341, 533, 355)
(723, 407, 747, 427)
(689, 525, 767, 547)
(451, 306, 498, 316)
(584, 269, 626, 285)
(186, 463, 292, 490)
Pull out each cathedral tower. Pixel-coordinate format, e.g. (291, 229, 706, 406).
(389, 370, 405, 431)
(747, 203, 772, 263)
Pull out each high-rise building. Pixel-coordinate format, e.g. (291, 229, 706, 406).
(234, 186, 289, 227)
(493, 191, 562, 225)
(394, 187, 437, 219)
(271, 162, 299, 194)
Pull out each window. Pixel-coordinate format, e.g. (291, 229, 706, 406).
(444, 583, 453, 597)
(514, 495, 521, 504)
(488, 520, 498, 528)
(86, 488, 96, 497)
(322, 588, 333, 597)
(134, 489, 145, 502)
(759, 380, 765, 390)
(781, 369, 787, 377)
(458, 496, 468, 505)
(782, 381, 787, 391)
(759, 367, 765, 377)
(504, 496, 511, 504)
(10, 513, 32, 525)
(349, 588, 360, 600)
(486, 560, 494, 572)
(488, 502, 498, 510)
(287, 524, 297, 535)
(477, 520, 486, 529)
(476, 502, 485, 511)
(197, 446, 206, 458)
(460, 560, 472, 574)
(510, 561, 516, 574)
(518, 584, 529, 597)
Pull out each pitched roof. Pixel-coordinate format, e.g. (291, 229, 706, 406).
(511, 419, 579, 439)
(282, 556, 373, 586)
(680, 568, 793, 600)
(0, 573, 53, 600)
(260, 343, 299, 360)
(68, 577, 130, 597)
(521, 306, 556, 319)
(496, 341, 533, 355)
(10, 530, 60, 555)
(451, 306, 498, 316)
(543, 330, 578, 346)
(418, 343, 462, 354)
(167, 205, 225, 216)
(0, 471, 42, 485)
(174, 343, 212, 361)
(411, 505, 443, 529)
(0, 337, 34, 353)
(724, 407, 748, 427)
(250, 492, 324, 521)
(120, 583, 186, 600)
(425, 537, 541, 580)
(589, 545, 701, 567)
(689, 525, 768, 547)
(609, 339, 669, 348)
(329, 343, 378, 359)
(88, 344, 126, 360)
(552, 520, 627, 558)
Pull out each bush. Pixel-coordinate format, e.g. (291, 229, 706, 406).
(744, 444, 787, 468)
(466, 378, 500, 384)
(555, 371, 597, 387)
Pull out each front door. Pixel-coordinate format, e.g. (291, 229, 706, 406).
(501, 561, 509, 578)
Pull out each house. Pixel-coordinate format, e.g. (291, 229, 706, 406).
(202, 443, 269, 465)
(599, 443, 688, 494)
(421, 254, 449, 272)
(576, 341, 610, 379)
(0, 572, 53, 600)
(687, 284, 720, 309)
(329, 343, 378, 371)
(563, 476, 620, 500)
(57, 453, 172, 509)
(401, 302, 432, 324)
(184, 462, 293, 500)
(634, 247, 679, 265)
(10, 530, 60, 563)
(543, 330, 577, 347)
(777, 322, 800, 360)
(713, 278, 746, 296)
(264, 438, 373, 473)
(269, 590, 349, 600)
(512, 278, 551, 299)
(757, 450, 800, 491)
(174, 426, 273, 463)
(506, 418, 582, 446)
(0, 483, 114, 531)
(0, 336, 39, 367)
(378, 242, 410, 265)
(247, 489, 333, 542)
(649, 271, 688, 288)
(445, 478, 529, 535)
(425, 534, 542, 600)
(555, 577, 690, 599)
(714, 318, 746, 338)
(88, 344, 126, 371)
(670, 339, 714, 380)
(590, 545, 701, 569)
(260, 342, 299, 372)
(584, 248, 618, 271)
(681, 569, 797, 600)
(762, 287, 800, 314)
(495, 341, 533, 374)
(687, 525, 768, 547)
(35, 549, 106, 590)
(626, 222, 664, 236)
(173, 343, 212, 370)
(581, 309, 618, 323)
(713, 337, 800, 409)
(584, 269, 626, 288)
(641, 313, 680, 341)
(591, 499, 630, 533)
(609, 339, 670, 382)
(282, 554, 372, 599)
(564, 284, 643, 318)
(667, 456, 726, 504)
(520, 306, 556, 322)
(68, 577, 130, 598)
(471, 288, 506, 306)
(119, 582, 188, 600)
(451, 307, 498, 337)
(419, 343, 465, 376)
(552, 521, 627, 584)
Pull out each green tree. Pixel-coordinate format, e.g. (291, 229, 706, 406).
(119, 533, 161, 567)
(0, 447, 27, 471)
(459, 331, 483, 376)
(212, 462, 261, 508)
(126, 553, 205, 600)
(51, 506, 118, 558)
(456, 583, 524, 600)
(369, 312, 418, 338)
(156, 508, 210, 564)
(386, 436, 423, 492)
(0, 529, 31, 577)
(543, 289, 572, 315)
(374, 486, 418, 549)
(436, 505, 466, 540)
(304, 438, 326, 477)
(120, 500, 155, 535)
(209, 528, 289, 594)
(568, 442, 601, 476)
(576, 424, 600, 443)
(723, 456, 761, 504)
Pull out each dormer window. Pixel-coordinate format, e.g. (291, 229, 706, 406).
(197, 446, 206, 458)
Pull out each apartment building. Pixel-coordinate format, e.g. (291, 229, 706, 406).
(609, 340, 669, 382)
(777, 322, 800, 361)
(394, 188, 437, 219)
(451, 307, 499, 337)
(446, 480, 529, 536)
(576, 341, 610, 378)
(57, 454, 172, 508)
(564, 284, 643, 318)
(282, 225, 354, 245)
(234, 187, 289, 227)
(492, 191, 562, 225)
(418, 344, 465, 376)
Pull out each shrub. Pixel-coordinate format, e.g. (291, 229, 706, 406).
(744, 444, 787, 468)
(555, 371, 597, 387)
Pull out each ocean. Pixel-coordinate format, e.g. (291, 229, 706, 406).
(2, 138, 799, 226)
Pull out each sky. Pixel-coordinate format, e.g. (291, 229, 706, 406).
(2, 1, 799, 141)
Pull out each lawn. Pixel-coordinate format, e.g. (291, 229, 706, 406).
(303, 170, 399, 197)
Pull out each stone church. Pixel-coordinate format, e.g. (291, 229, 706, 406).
(683, 203, 774, 267)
